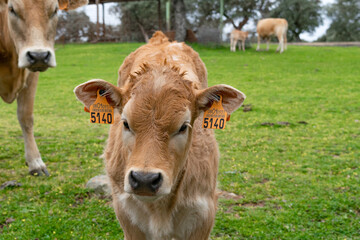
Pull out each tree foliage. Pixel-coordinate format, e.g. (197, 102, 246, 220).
(56, 11, 95, 42)
(323, 0, 360, 41)
(185, 0, 273, 30)
(271, 0, 322, 41)
(56, 11, 120, 43)
(109, 1, 164, 42)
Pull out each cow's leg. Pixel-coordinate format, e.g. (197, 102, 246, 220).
(232, 39, 237, 52)
(114, 202, 146, 240)
(230, 38, 234, 52)
(187, 214, 215, 240)
(256, 35, 261, 51)
(266, 37, 270, 51)
(277, 35, 284, 53)
(242, 40, 245, 51)
(284, 34, 287, 50)
(187, 201, 216, 240)
(17, 72, 49, 176)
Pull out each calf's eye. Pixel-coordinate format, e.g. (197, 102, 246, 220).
(178, 124, 188, 133)
(123, 121, 130, 130)
(9, 6, 18, 17)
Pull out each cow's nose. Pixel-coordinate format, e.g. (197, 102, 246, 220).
(26, 51, 51, 65)
(129, 171, 163, 193)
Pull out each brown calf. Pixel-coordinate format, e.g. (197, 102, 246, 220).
(0, 0, 88, 176)
(230, 29, 249, 52)
(256, 18, 288, 53)
(74, 31, 246, 239)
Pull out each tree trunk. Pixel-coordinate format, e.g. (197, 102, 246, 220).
(236, 16, 249, 30)
(137, 23, 149, 43)
(173, 0, 186, 42)
(292, 30, 301, 42)
(157, 0, 163, 31)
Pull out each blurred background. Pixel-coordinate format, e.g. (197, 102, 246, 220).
(57, 0, 359, 44)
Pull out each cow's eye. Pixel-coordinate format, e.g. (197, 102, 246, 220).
(51, 8, 58, 18)
(9, 6, 18, 17)
(178, 124, 188, 133)
(123, 121, 130, 130)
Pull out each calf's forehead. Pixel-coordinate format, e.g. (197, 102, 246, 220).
(124, 77, 194, 131)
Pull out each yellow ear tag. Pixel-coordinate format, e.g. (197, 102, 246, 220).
(89, 89, 114, 124)
(202, 95, 228, 129)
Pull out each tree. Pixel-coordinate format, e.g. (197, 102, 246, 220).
(110, 2, 165, 42)
(56, 11, 94, 42)
(271, 0, 322, 41)
(323, 0, 360, 41)
(174, 0, 187, 41)
(185, 0, 273, 31)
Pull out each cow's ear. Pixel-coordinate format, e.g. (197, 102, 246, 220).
(74, 79, 123, 110)
(58, 0, 88, 11)
(196, 84, 246, 114)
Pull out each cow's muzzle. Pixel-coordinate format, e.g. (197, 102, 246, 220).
(129, 171, 163, 196)
(26, 50, 52, 72)
(18, 47, 56, 72)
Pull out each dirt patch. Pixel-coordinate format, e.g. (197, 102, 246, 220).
(0, 218, 15, 232)
(242, 104, 252, 112)
(219, 190, 244, 201)
(260, 121, 308, 127)
(260, 178, 269, 184)
(0, 181, 22, 190)
(70, 192, 91, 207)
(288, 42, 360, 47)
(241, 201, 265, 208)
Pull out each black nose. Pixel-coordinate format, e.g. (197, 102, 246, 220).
(129, 171, 163, 193)
(26, 51, 51, 65)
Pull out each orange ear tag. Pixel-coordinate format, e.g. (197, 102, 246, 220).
(202, 95, 228, 129)
(89, 89, 114, 124)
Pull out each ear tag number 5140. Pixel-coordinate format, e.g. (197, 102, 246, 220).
(89, 89, 114, 124)
(202, 95, 228, 129)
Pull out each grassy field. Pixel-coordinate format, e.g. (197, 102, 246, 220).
(0, 42, 359, 239)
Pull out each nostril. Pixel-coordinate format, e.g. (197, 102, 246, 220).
(128, 171, 163, 193)
(150, 173, 163, 192)
(26, 51, 51, 64)
(129, 171, 139, 190)
(44, 51, 51, 63)
(26, 51, 36, 64)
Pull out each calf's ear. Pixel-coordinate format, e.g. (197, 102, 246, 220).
(74, 79, 123, 110)
(58, 0, 88, 10)
(196, 84, 246, 114)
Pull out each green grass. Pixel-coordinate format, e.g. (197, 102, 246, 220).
(1, 43, 359, 239)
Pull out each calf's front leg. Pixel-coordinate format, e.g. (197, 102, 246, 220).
(17, 72, 49, 176)
(113, 201, 146, 240)
(187, 213, 215, 240)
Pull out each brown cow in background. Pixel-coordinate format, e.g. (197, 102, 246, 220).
(256, 18, 288, 53)
(74, 31, 246, 239)
(0, 0, 88, 176)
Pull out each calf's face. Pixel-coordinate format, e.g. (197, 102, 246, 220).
(74, 67, 245, 201)
(3, 0, 87, 72)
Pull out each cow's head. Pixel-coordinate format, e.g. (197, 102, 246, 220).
(74, 65, 245, 201)
(1, 0, 88, 72)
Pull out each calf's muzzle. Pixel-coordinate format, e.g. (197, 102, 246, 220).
(129, 171, 163, 195)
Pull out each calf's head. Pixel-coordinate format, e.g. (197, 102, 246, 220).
(74, 66, 245, 201)
(1, 0, 87, 72)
